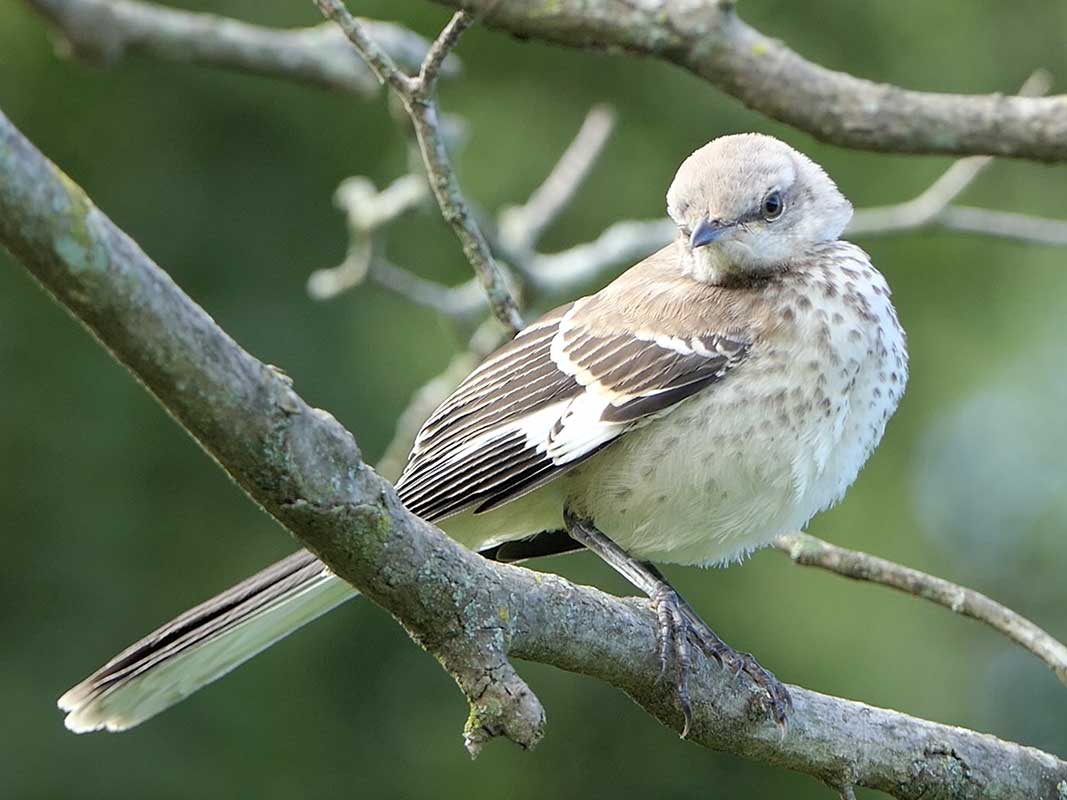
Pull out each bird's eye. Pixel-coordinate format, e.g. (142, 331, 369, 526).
(762, 190, 784, 221)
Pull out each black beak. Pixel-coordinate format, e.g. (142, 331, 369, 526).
(689, 217, 734, 249)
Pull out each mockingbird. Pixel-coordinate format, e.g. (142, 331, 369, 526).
(59, 133, 907, 737)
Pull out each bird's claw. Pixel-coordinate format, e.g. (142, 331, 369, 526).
(706, 642, 793, 726)
(650, 586, 792, 736)
(650, 584, 694, 736)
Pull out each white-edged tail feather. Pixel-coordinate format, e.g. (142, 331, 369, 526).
(59, 558, 356, 733)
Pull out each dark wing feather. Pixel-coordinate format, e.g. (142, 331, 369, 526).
(394, 301, 749, 522)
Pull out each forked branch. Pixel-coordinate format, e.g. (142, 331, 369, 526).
(314, 1, 523, 334)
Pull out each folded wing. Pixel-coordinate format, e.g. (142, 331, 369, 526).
(395, 300, 749, 520)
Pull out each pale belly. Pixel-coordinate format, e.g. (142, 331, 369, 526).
(443, 253, 907, 567)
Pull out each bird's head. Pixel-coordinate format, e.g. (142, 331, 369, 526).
(666, 133, 853, 284)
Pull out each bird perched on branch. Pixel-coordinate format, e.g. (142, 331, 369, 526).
(59, 133, 907, 737)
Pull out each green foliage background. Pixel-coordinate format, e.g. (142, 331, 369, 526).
(2, 2, 1066, 797)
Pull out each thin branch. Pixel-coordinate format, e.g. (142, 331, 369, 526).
(848, 156, 997, 236)
(938, 206, 1067, 247)
(774, 532, 1067, 688)
(415, 10, 473, 96)
(429, 0, 1067, 162)
(23, 0, 455, 97)
(315, 103, 628, 320)
(526, 218, 674, 294)
(307, 175, 430, 301)
(368, 259, 486, 321)
(315, 1, 523, 335)
(4, 107, 1066, 796)
(499, 104, 617, 254)
(848, 70, 1060, 240)
(310, 0, 413, 95)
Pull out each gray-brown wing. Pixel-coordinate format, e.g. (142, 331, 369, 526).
(394, 302, 749, 521)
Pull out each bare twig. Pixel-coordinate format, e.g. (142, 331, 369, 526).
(23, 0, 454, 96)
(310, 0, 413, 95)
(937, 206, 1067, 246)
(4, 107, 1066, 796)
(499, 104, 617, 254)
(315, 1, 523, 334)
(848, 70, 1059, 239)
(774, 532, 1067, 688)
(307, 175, 429, 301)
(368, 259, 487, 321)
(526, 218, 674, 294)
(416, 10, 471, 94)
(848, 157, 997, 236)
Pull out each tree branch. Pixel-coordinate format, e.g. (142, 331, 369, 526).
(23, 0, 455, 97)
(847, 70, 1067, 242)
(774, 532, 1067, 689)
(315, 1, 523, 335)
(3, 103, 1067, 799)
(430, 0, 1067, 161)
(499, 103, 617, 256)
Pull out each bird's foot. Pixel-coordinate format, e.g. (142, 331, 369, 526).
(650, 584, 791, 737)
(650, 583, 695, 735)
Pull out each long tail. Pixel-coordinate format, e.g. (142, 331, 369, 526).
(58, 550, 355, 733)
(58, 532, 579, 733)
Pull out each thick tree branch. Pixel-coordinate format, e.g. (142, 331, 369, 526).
(775, 533, 1067, 689)
(315, 1, 523, 334)
(23, 0, 455, 96)
(431, 0, 1067, 162)
(3, 105, 1067, 799)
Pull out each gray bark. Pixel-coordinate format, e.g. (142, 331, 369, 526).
(431, 0, 1067, 162)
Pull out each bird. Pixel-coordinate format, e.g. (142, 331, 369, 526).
(59, 133, 907, 736)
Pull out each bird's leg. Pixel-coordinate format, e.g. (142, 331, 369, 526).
(563, 510, 791, 736)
